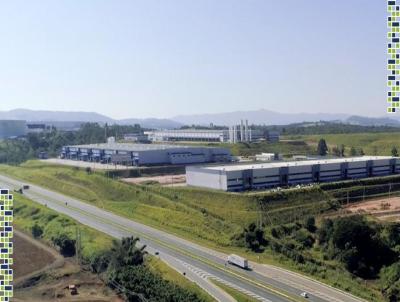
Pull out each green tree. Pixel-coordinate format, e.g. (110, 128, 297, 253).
(243, 223, 267, 252)
(339, 144, 345, 157)
(331, 146, 340, 157)
(330, 216, 396, 278)
(350, 146, 357, 156)
(31, 224, 43, 238)
(304, 216, 316, 233)
(104, 236, 205, 302)
(392, 146, 399, 157)
(52, 234, 76, 257)
(380, 262, 400, 302)
(317, 139, 328, 156)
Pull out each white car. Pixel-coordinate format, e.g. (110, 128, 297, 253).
(300, 292, 309, 298)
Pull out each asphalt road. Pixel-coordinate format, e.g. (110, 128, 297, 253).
(0, 174, 366, 302)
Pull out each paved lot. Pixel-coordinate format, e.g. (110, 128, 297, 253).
(41, 158, 135, 170)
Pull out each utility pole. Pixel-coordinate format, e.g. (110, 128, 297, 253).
(76, 227, 81, 264)
(363, 186, 366, 202)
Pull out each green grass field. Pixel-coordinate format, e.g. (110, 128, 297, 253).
(180, 131, 400, 157)
(284, 132, 400, 156)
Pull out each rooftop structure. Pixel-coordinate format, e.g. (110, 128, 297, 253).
(186, 156, 399, 191)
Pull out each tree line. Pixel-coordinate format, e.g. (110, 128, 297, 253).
(0, 123, 142, 164)
(317, 138, 399, 157)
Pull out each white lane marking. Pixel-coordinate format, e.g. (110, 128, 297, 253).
(179, 260, 273, 302)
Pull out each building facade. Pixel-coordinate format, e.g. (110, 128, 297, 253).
(186, 156, 400, 191)
(0, 120, 26, 139)
(144, 128, 265, 143)
(61, 143, 231, 166)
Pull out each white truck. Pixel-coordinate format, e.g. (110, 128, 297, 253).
(227, 254, 249, 269)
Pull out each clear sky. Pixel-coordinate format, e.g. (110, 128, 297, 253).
(0, 0, 386, 119)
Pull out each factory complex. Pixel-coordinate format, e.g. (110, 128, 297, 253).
(186, 156, 400, 191)
(144, 120, 278, 143)
(61, 143, 231, 166)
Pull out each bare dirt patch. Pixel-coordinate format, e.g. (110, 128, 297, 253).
(13, 230, 121, 302)
(344, 196, 400, 222)
(122, 174, 186, 186)
(14, 230, 62, 282)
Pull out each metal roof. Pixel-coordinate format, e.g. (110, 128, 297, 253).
(201, 156, 395, 172)
(67, 143, 213, 152)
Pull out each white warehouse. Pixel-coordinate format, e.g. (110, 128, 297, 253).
(186, 156, 400, 191)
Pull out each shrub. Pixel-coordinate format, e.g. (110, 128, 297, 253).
(31, 223, 43, 238)
(52, 234, 76, 257)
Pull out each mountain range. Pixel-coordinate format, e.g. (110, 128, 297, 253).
(1, 108, 399, 128)
(0, 109, 183, 129)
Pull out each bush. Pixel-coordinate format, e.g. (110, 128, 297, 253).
(294, 229, 315, 249)
(242, 223, 268, 252)
(380, 262, 400, 301)
(324, 216, 397, 278)
(52, 234, 76, 257)
(304, 216, 316, 233)
(31, 223, 43, 238)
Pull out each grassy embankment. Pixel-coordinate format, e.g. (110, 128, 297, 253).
(1, 161, 332, 249)
(14, 193, 113, 260)
(13, 192, 215, 302)
(0, 161, 386, 301)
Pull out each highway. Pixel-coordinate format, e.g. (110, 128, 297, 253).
(0, 174, 366, 302)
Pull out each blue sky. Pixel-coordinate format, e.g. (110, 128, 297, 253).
(0, 1, 386, 119)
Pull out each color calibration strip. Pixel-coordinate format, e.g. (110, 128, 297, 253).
(388, 0, 400, 113)
(0, 189, 12, 301)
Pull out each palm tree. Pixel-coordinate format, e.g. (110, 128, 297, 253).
(109, 236, 147, 270)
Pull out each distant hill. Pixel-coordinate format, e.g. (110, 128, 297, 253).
(172, 109, 350, 126)
(0, 109, 182, 129)
(344, 115, 400, 127)
(0, 109, 113, 123)
(118, 118, 183, 129)
(1, 108, 399, 129)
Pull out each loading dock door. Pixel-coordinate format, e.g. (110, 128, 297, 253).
(279, 167, 289, 186)
(312, 164, 320, 182)
(341, 162, 348, 180)
(366, 160, 373, 177)
(242, 169, 253, 190)
(390, 159, 396, 174)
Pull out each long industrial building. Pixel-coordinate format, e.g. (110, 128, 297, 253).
(144, 128, 268, 143)
(186, 156, 400, 191)
(61, 143, 231, 166)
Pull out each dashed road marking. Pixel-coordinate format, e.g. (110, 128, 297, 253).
(180, 260, 273, 302)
